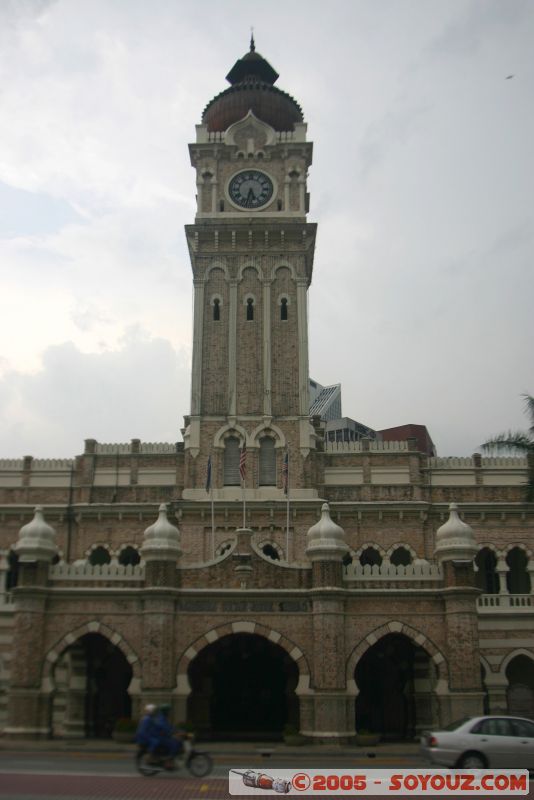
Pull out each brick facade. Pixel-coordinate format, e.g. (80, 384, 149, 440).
(0, 44, 533, 741)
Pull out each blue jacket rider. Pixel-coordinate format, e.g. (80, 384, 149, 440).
(135, 704, 160, 755)
(154, 704, 182, 757)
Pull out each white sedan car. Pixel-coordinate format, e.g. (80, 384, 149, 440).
(421, 716, 534, 770)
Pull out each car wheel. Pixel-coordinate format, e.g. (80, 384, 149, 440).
(457, 752, 487, 769)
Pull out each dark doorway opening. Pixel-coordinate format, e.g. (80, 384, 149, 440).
(187, 633, 299, 740)
(506, 655, 534, 719)
(52, 633, 132, 738)
(355, 633, 434, 741)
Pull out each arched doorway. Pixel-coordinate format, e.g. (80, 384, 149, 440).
(506, 655, 534, 719)
(187, 633, 299, 740)
(355, 633, 435, 741)
(51, 633, 132, 738)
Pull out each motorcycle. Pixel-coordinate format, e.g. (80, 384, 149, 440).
(135, 732, 213, 777)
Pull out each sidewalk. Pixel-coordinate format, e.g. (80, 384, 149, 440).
(0, 736, 421, 758)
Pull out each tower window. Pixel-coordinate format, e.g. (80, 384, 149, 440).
(223, 436, 241, 485)
(259, 437, 276, 485)
(280, 298, 288, 321)
(246, 298, 254, 321)
(213, 298, 220, 321)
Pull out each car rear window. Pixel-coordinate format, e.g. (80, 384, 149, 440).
(443, 717, 471, 731)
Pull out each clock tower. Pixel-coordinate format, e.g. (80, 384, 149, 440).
(183, 39, 319, 502)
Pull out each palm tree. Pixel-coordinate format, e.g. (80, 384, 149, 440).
(482, 394, 534, 501)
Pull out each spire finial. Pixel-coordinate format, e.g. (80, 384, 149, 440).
(250, 27, 255, 52)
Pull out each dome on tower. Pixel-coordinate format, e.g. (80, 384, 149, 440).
(202, 37, 304, 133)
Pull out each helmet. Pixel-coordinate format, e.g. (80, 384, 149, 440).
(144, 704, 156, 714)
(159, 703, 171, 715)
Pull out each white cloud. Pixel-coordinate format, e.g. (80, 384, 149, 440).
(0, 0, 532, 458)
(0, 331, 190, 458)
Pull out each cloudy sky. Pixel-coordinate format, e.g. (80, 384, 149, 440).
(0, 0, 532, 458)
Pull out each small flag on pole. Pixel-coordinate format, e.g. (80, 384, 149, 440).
(282, 450, 289, 494)
(205, 454, 212, 493)
(239, 442, 247, 483)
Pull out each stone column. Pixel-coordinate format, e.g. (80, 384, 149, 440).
(190, 278, 205, 415)
(140, 505, 182, 709)
(6, 507, 58, 737)
(304, 504, 353, 742)
(435, 504, 485, 723)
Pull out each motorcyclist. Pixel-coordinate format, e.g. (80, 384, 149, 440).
(153, 704, 183, 762)
(135, 704, 160, 760)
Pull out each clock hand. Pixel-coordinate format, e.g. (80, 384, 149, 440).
(245, 188, 255, 207)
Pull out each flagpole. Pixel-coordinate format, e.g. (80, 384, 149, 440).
(240, 442, 247, 529)
(206, 452, 215, 559)
(210, 481, 215, 560)
(242, 477, 246, 529)
(286, 450, 290, 561)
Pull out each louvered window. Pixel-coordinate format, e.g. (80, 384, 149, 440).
(259, 438, 276, 486)
(224, 437, 241, 485)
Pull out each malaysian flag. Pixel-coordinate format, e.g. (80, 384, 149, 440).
(282, 450, 289, 495)
(239, 441, 247, 483)
(205, 454, 212, 493)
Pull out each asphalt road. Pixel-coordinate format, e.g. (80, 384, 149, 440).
(0, 750, 531, 800)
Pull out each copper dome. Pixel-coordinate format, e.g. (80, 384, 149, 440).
(202, 40, 303, 133)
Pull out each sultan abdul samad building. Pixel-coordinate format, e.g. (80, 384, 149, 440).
(0, 42, 533, 742)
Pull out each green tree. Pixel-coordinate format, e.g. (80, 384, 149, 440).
(482, 394, 534, 501)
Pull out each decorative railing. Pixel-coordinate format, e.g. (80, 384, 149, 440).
(0, 592, 15, 606)
(94, 442, 177, 454)
(429, 456, 527, 468)
(0, 459, 24, 469)
(477, 594, 533, 611)
(344, 562, 442, 582)
(325, 440, 408, 454)
(49, 563, 145, 581)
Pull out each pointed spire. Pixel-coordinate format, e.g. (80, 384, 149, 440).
(306, 502, 347, 562)
(250, 28, 255, 52)
(434, 502, 477, 563)
(15, 506, 58, 563)
(140, 503, 182, 562)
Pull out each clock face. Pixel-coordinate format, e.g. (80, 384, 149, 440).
(228, 170, 274, 209)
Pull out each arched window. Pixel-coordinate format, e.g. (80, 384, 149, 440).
(224, 436, 241, 485)
(118, 546, 141, 567)
(246, 298, 254, 321)
(89, 546, 111, 566)
(5, 550, 19, 591)
(259, 438, 276, 485)
(280, 297, 288, 321)
(475, 548, 500, 594)
(262, 543, 280, 561)
(343, 552, 353, 567)
(359, 547, 382, 568)
(506, 547, 530, 594)
(216, 541, 233, 557)
(213, 298, 220, 321)
(390, 547, 412, 567)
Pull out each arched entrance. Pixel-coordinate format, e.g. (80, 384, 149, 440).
(355, 633, 435, 741)
(506, 655, 534, 718)
(51, 633, 132, 738)
(187, 633, 299, 740)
